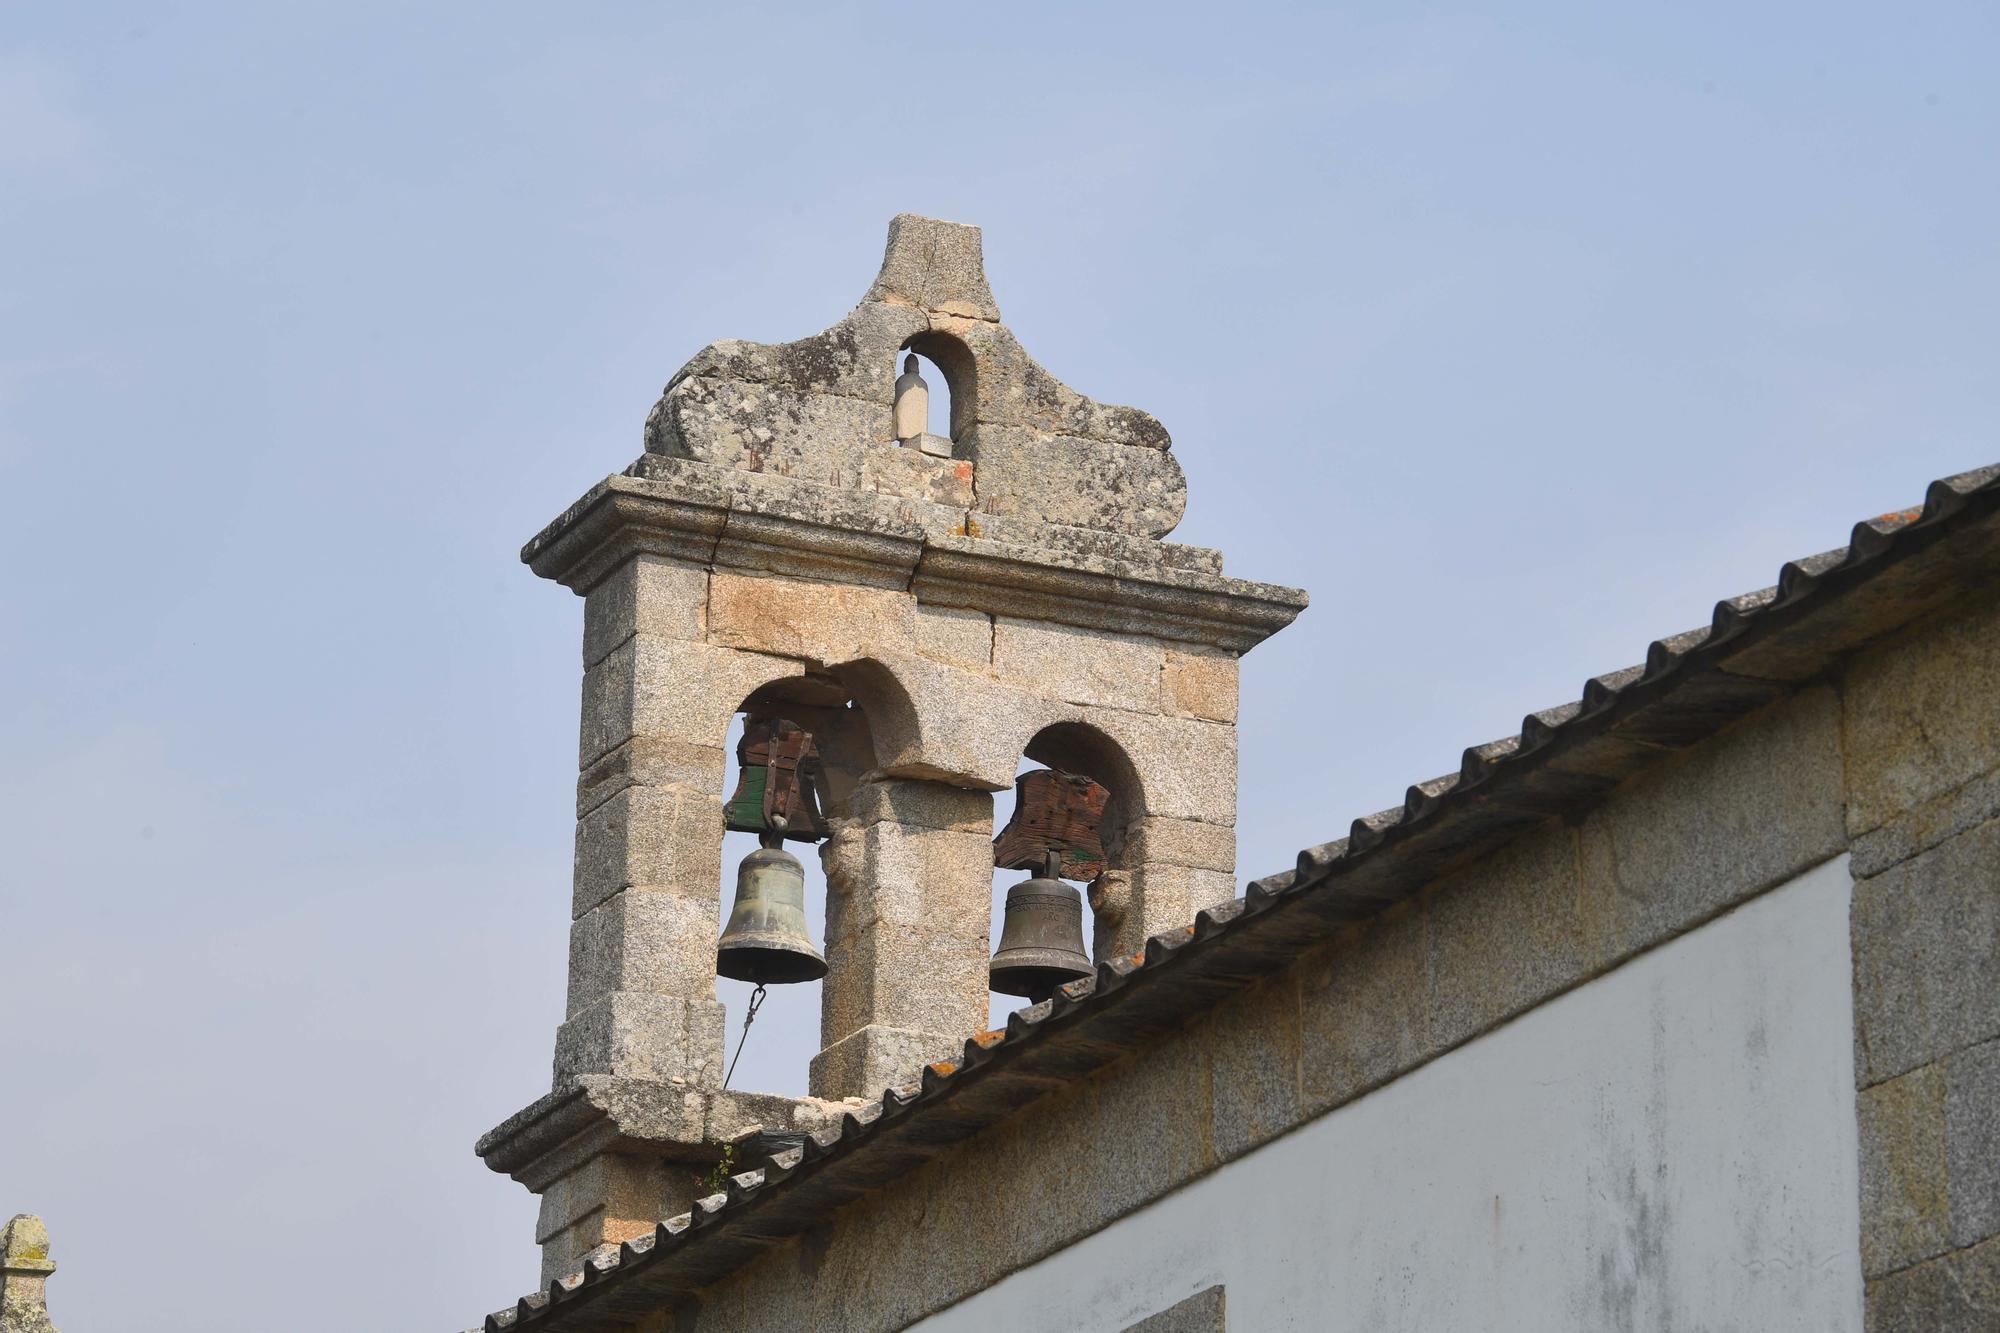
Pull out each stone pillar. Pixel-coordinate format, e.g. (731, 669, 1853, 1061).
(533, 1154, 695, 1288)
(558, 554, 802, 1088)
(1098, 816, 1238, 961)
(811, 778, 995, 1099)
(1, 1214, 58, 1333)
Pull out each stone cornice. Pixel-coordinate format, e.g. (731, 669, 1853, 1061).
(477, 1078, 854, 1194)
(522, 464, 1308, 653)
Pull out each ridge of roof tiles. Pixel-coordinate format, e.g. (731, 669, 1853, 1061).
(468, 462, 2000, 1333)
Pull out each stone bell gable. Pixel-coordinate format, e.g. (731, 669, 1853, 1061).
(643, 213, 1185, 537)
(479, 215, 1307, 1286)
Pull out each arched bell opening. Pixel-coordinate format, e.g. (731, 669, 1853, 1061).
(895, 329, 976, 455)
(714, 669, 880, 1096)
(986, 722, 1139, 1026)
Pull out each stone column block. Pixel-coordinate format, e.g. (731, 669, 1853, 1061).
(581, 636, 804, 764)
(992, 617, 1165, 712)
(553, 993, 727, 1087)
(813, 779, 994, 1098)
(708, 570, 917, 664)
(1858, 1062, 1952, 1277)
(573, 785, 724, 918)
(914, 604, 992, 670)
(534, 1152, 695, 1286)
(582, 555, 709, 667)
(1842, 590, 2000, 837)
(1161, 647, 1239, 723)
(567, 886, 721, 1016)
(576, 737, 727, 819)
(1125, 816, 1236, 873)
(810, 1023, 967, 1101)
(1087, 708, 1238, 826)
(1095, 862, 1233, 961)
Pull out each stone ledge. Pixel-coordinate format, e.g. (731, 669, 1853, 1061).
(522, 464, 1304, 652)
(476, 1076, 857, 1193)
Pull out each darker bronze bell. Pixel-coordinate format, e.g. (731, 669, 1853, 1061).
(988, 851, 1093, 1001)
(717, 823, 827, 985)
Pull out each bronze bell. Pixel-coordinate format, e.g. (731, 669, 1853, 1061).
(717, 819, 827, 985)
(989, 850, 1093, 1001)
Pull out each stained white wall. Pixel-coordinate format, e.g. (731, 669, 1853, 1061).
(917, 857, 1863, 1332)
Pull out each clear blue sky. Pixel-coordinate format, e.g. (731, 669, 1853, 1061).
(2, 4, 1993, 1329)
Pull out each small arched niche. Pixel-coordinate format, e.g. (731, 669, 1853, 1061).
(714, 669, 883, 1096)
(893, 330, 976, 455)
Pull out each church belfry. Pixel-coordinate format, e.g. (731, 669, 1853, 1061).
(477, 214, 1307, 1284)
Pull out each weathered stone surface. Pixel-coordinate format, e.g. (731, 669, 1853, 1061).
(583, 555, 708, 667)
(820, 918, 991, 1054)
(707, 570, 916, 666)
(567, 886, 720, 1016)
(1852, 761, 2000, 880)
(632, 216, 1193, 543)
(865, 652, 1050, 789)
(1865, 1233, 2000, 1332)
(1089, 708, 1237, 827)
(1429, 822, 1600, 1049)
(1086, 869, 1134, 960)
(963, 424, 1187, 538)
(573, 785, 725, 918)
(1208, 975, 1300, 1162)
(967, 511, 1221, 575)
(535, 1151, 697, 1286)
(553, 993, 726, 1086)
(1102, 862, 1233, 960)
(864, 214, 1002, 322)
(1299, 906, 1430, 1117)
(808, 1024, 966, 1101)
(819, 786, 994, 1059)
(1, 1214, 57, 1333)
(535, 1151, 685, 1246)
(1030, 1026, 1215, 1240)
(912, 604, 991, 671)
(1948, 1038, 2000, 1249)
(1125, 816, 1236, 873)
(1577, 686, 1845, 957)
(940, 315, 1171, 450)
(1844, 591, 2000, 837)
(1162, 647, 1238, 723)
(992, 618, 1164, 712)
(533, 466, 1304, 653)
(845, 778, 993, 835)
(1852, 814, 2000, 1085)
(861, 440, 974, 507)
(576, 737, 727, 819)
(581, 635, 804, 762)
(648, 374, 884, 488)
(1859, 1062, 1952, 1277)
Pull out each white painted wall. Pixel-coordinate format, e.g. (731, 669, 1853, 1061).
(917, 857, 1864, 1332)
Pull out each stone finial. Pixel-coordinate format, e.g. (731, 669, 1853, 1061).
(1, 1215, 58, 1333)
(864, 213, 1001, 322)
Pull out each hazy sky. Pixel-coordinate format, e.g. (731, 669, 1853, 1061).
(2, 4, 1995, 1329)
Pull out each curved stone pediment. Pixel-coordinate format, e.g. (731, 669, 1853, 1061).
(643, 214, 1187, 539)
